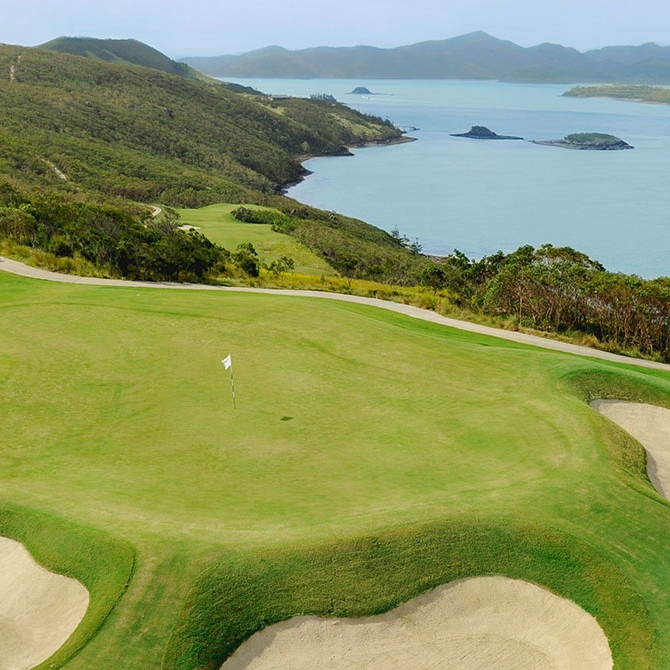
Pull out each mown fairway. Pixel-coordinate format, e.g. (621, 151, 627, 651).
(2, 270, 670, 668)
(177, 204, 336, 276)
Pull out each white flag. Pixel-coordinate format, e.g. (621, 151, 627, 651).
(222, 355, 232, 370)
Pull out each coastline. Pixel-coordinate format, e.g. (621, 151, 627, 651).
(280, 132, 416, 193)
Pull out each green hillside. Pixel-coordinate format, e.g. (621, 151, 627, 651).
(0, 44, 402, 202)
(2, 272, 670, 667)
(0, 43, 428, 283)
(39, 37, 199, 78)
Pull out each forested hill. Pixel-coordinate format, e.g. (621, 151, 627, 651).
(0, 43, 427, 285)
(183, 31, 670, 84)
(39, 37, 201, 79)
(0, 43, 402, 205)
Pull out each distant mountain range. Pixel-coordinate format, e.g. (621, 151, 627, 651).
(181, 31, 670, 84)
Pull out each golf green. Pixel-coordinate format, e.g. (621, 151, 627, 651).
(1, 271, 670, 668)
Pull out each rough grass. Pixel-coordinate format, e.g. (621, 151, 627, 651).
(177, 203, 336, 276)
(165, 520, 654, 670)
(2, 271, 670, 668)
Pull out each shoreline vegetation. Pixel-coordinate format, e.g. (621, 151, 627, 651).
(286, 133, 417, 191)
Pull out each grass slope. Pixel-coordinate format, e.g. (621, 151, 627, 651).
(2, 271, 670, 667)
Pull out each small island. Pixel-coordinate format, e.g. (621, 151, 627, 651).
(350, 86, 373, 95)
(532, 133, 634, 150)
(450, 125, 524, 140)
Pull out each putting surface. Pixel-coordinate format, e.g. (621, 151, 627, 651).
(1, 270, 670, 668)
(0, 273, 607, 545)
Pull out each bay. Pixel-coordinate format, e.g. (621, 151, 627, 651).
(225, 78, 670, 278)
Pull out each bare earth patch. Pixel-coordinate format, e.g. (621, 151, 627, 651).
(592, 400, 670, 499)
(221, 576, 612, 670)
(0, 537, 89, 670)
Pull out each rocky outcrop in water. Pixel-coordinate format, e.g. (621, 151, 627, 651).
(450, 125, 524, 140)
(532, 133, 633, 150)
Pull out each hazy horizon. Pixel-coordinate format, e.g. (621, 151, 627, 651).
(3, 0, 669, 59)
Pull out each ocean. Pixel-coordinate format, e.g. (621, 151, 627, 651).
(224, 78, 670, 278)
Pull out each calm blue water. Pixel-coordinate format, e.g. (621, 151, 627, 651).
(226, 79, 670, 278)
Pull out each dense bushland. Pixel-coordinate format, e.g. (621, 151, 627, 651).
(422, 244, 670, 360)
(0, 184, 227, 281)
(0, 44, 402, 205)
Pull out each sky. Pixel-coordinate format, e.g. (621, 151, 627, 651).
(4, 0, 669, 58)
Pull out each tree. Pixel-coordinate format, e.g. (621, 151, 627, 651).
(232, 242, 260, 277)
(420, 263, 447, 294)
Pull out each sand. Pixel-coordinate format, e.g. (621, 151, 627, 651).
(592, 400, 670, 499)
(220, 576, 612, 670)
(0, 536, 89, 670)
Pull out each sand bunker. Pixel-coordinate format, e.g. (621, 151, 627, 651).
(221, 576, 612, 670)
(0, 536, 89, 670)
(592, 400, 670, 499)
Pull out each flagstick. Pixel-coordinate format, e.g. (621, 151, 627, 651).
(230, 367, 237, 410)
(222, 355, 236, 409)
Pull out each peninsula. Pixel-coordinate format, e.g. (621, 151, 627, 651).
(532, 133, 634, 150)
(451, 126, 524, 140)
(564, 84, 670, 105)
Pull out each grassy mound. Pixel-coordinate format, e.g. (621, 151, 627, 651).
(2, 271, 670, 667)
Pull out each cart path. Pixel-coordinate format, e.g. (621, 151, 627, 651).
(2, 255, 669, 373)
